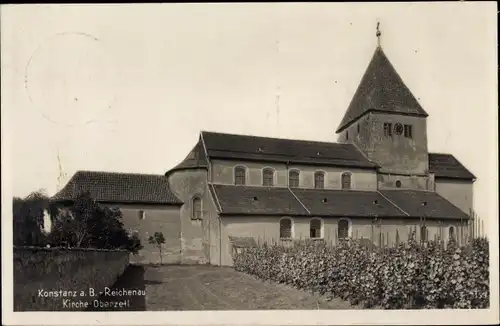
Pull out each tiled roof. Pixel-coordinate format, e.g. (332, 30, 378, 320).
(209, 184, 309, 216)
(429, 153, 475, 180)
(379, 190, 470, 220)
(210, 184, 470, 220)
(52, 171, 183, 205)
(292, 189, 406, 217)
(167, 138, 208, 174)
(202, 131, 377, 169)
(336, 46, 428, 133)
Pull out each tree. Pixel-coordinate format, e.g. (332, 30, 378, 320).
(48, 192, 143, 253)
(12, 190, 56, 246)
(148, 232, 166, 264)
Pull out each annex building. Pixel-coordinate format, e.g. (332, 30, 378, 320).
(53, 34, 475, 266)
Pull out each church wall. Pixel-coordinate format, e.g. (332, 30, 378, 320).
(288, 164, 377, 191)
(102, 203, 181, 265)
(219, 215, 467, 266)
(211, 160, 287, 186)
(339, 112, 429, 176)
(435, 178, 474, 215)
(167, 169, 210, 264)
(205, 186, 222, 266)
(210, 159, 377, 191)
(377, 173, 434, 191)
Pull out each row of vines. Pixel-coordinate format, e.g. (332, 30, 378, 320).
(233, 233, 489, 309)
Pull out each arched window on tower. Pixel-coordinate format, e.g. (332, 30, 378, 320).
(341, 172, 352, 190)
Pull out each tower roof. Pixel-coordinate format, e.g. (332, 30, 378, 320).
(166, 137, 208, 174)
(336, 46, 428, 133)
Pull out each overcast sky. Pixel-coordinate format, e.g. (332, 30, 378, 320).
(2, 3, 497, 227)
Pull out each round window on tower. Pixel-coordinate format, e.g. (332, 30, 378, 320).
(395, 180, 402, 188)
(394, 123, 404, 135)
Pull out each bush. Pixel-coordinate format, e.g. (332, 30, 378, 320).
(233, 235, 489, 309)
(14, 191, 143, 254)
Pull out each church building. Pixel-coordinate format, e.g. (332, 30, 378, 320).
(52, 30, 475, 266)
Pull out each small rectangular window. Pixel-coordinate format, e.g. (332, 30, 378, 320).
(138, 210, 146, 220)
(346, 130, 349, 140)
(383, 123, 392, 136)
(404, 124, 413, 138)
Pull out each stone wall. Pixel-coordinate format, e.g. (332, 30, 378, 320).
(13, 246, 129, 311)
(168, 169, 209, 264)
(339, 112, 429, 176)
(112, 203, 182, 265)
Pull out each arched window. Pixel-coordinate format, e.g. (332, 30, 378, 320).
(314, 171, 325, 189)
(449, 226, 455, 241)
(234, 166, 246, 185)
(192, 197, 202, 220)
(289, 170, 300, 188)
(338, 219, 350, 239)
(280, 218, 292, 239)
(310, 218, 322, 239)
(341, 172, 352, 190)
(263, 168, 274, 186)
(420, 225, 428, 241)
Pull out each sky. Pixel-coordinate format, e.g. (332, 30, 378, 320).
(2, 3, 497, 228)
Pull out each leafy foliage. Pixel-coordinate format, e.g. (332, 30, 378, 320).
(14, 191, 143, 253)
(12, 190, 57, 246)
(233, 234, 489, 309)
(148, 232, 166, 264)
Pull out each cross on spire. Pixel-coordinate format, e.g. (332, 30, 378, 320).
(376, 21, 381, 47)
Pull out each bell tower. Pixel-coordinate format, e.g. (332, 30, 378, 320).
(336, 23, 430, 179)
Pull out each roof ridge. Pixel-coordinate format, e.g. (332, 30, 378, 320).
(288, 188, 311, 214)
(207, 183, 223, 213)
(428, 152, 456, 156)
(376, 190, 410, 216)
(204, 130, 357, 147)
(75, 170, 168, 177)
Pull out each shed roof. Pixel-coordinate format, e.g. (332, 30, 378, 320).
(209, 184, 470, 220)
(429, 153, 476, 180)
(379, 190, 470, 220)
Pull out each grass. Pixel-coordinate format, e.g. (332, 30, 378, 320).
(90, 264, 358, 311)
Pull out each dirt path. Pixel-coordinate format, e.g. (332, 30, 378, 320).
(89, 264, 357, 311)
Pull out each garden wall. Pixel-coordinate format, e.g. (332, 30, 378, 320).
(13, 246, 130, 311)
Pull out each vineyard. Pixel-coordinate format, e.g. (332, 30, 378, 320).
(233, 233, 489, 309)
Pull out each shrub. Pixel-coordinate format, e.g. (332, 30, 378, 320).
(233, 235, 489, 309)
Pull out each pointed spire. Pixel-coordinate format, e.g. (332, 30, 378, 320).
(376, 21, 381, 47)
(335, 29, 429, 134)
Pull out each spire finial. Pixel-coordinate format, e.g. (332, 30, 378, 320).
(376, 21, 381, 47)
